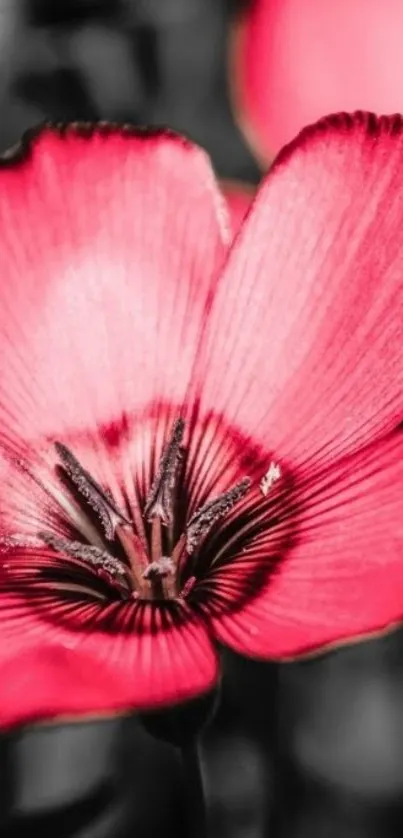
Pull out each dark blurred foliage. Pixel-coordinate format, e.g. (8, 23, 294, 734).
(26, 0, 119, 26)
(3, 631, 403, 836)
(1, 2, 403, 837)
(0, 716, 188, 837)
(1, 0, 259, 180)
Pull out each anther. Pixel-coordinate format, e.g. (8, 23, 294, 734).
(144, 417, 185, 525)
(55, 442, 130, 539)
(260, 461, 282, 496)
(186, 477, 251, 554)
(39, 531, 130, 590)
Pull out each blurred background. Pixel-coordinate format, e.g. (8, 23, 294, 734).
(0, 0, 259, 181)
(1, 1, 403, 836)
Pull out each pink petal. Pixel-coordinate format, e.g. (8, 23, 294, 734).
(0, 547, 218, 729)
(0, 124, 229, 446)
(220, 180, 255, 236)
(232, 0, 403, 163)
(210, 429, 403, 657)
(193, 113, 403, 476)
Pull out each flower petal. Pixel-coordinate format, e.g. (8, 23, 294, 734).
(232, 0, 403, 162)
(0, 124, 229, 445)
(210, 428, 403, 658)
(193, 113, 403, 476)
(220, 180, 255, 236)
(0, 547, 219, 729)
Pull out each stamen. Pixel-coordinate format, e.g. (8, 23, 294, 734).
(39, 474, 107, 549)
(39, 531, 129, 586)
(115, 523, 150, 594)
(260, 461, 282, 496)
(55, 442, 130, 540)
(180, 575, 196, 598)
(6, 422, 266, 606)
(186, 477, 251, 554)
(150, 517, 163, 564)
(171, 531, 187, 567)
(0, 534, 45, 551)
(9, 458, 107, 549)
(142, 557, 174, 580)
(144, 418, 185, 524)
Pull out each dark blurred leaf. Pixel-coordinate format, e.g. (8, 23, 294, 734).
(14, 68, 99, 121)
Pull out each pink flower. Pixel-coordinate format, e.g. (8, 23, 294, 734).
(232, 0, 403, 164)
(0, 115, 402, 730)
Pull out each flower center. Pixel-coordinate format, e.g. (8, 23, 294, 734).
(38, 419, 254, 602)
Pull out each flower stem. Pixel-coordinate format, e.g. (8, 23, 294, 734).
(181, 739, 207, 838)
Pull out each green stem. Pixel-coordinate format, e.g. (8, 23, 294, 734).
(181, 739, 207, 838)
